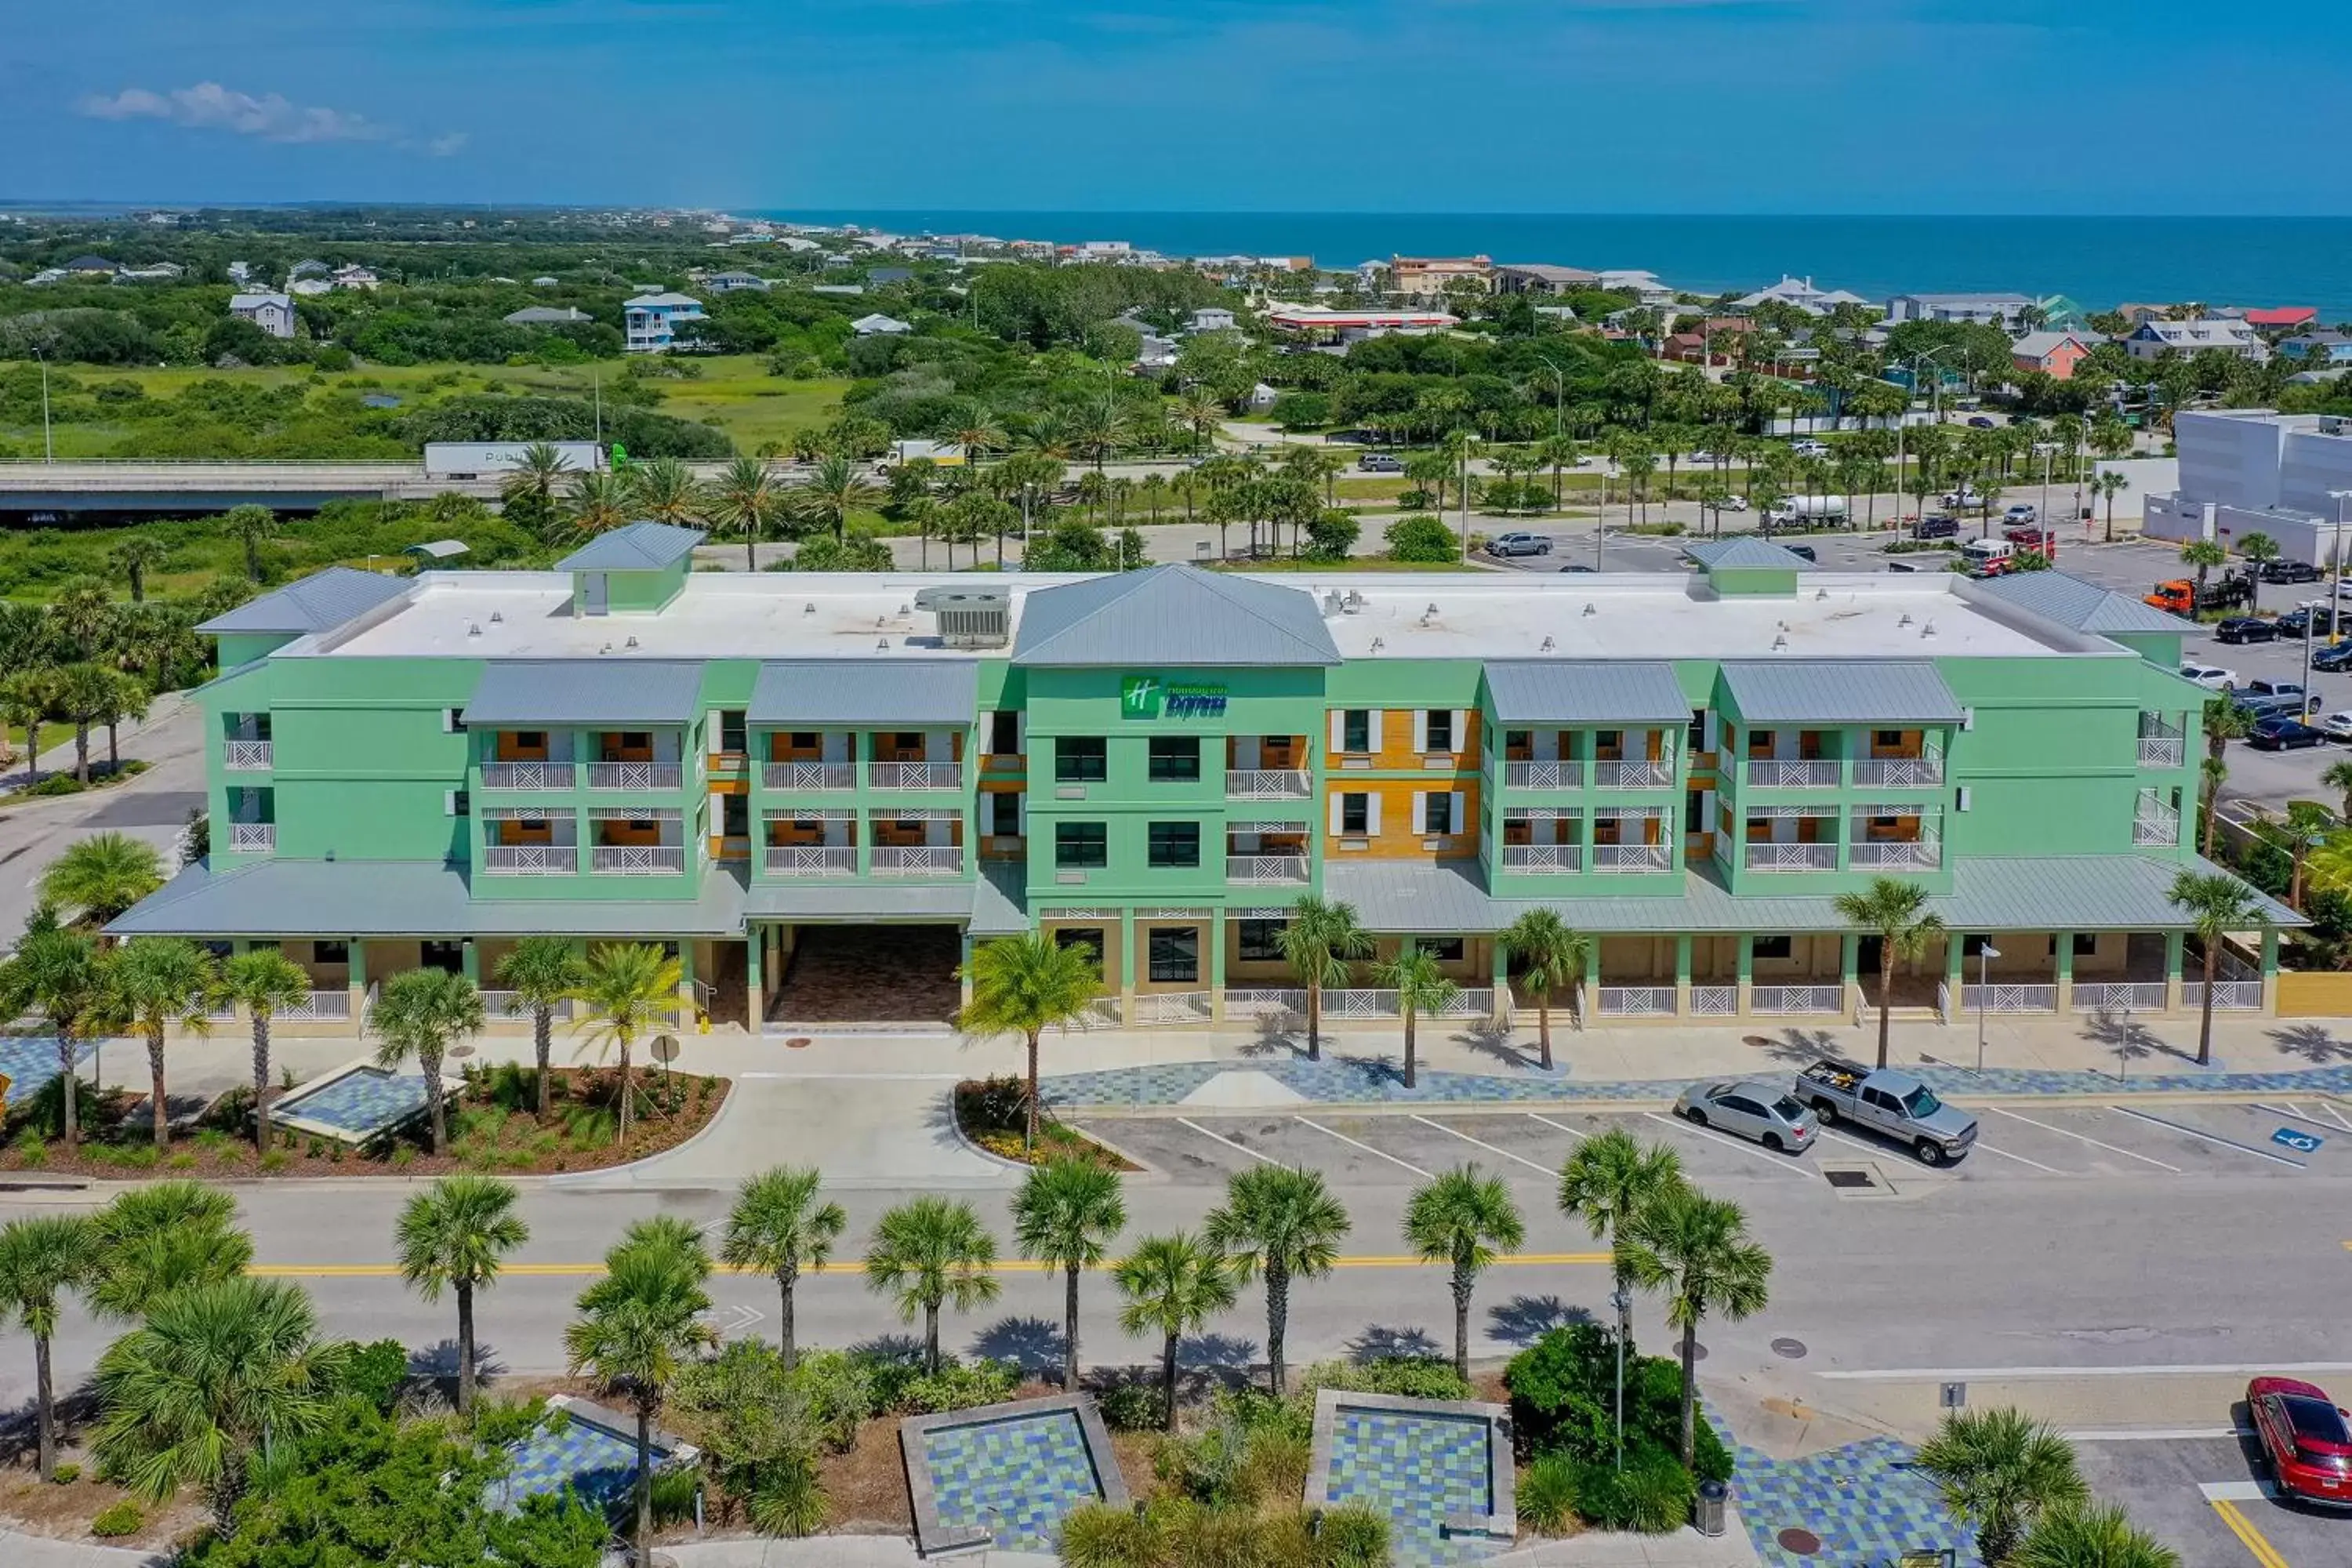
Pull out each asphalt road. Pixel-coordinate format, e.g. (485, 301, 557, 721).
(0, 699, 204, 942)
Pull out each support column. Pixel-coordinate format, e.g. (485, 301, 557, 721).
(1210, 917, 1228, 1023)
(676, 940, 698, 1027)
(1586, 936, 1603, 1022)
(958, 930, 975, 1012)
(1838, 933, 1860, 1013)
(347, 939, 368, 1018)
(1118, 908, 1138, 1024)
(2261, 926, 2281, 1014)
(2054, 931, 2074, 1014)
(1734, 935, 1754, 1018)
(1491, 939, 1512, 1028)
(459, 940, 480, 985)
(1673, 934, 1693, 1018)
(2164, 930, 2187, 1015)
(746, 927, 764, 1033)
(1944, 934, 1966, 1022)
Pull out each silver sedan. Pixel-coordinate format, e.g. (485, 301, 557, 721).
(1673, 1080, 1820, 1153)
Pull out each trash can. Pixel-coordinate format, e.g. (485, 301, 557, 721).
(1693, 1479, 1727, 1537)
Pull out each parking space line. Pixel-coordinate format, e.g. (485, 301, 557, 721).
(1293, 1116, 1432, 1179)
(2257, 1102, 2350, 1139)
(2211, 1497, 2292, 1568)
(1410, 1115, 1555, 1175)
(1984, 1104, 2182, 1171)
(2311, 1100, 2352, 1134)
(1525, 1112, 1589, 1142)
(1173, 1117, 1279, 1166)
(1637, 1111, 1809, 1176)
(2107, 1105, 2307, 1167)
(1965, 1138, 2067, 1174)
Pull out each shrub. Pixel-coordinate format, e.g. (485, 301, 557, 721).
(1505, 1323, 1615, 1460)
(899, 1357, 1017, 1414)
(15, 1125, 47, 1167)
(1097, 1381, 1167, 1432)
(1059, 1500, 1163, 1568)
(91, 1501, 143, 1537)
(748, 1456, 827, 1537)
(1317, 1501, 1392, 1568)
(473, 1398, 546, 1448)
(1305, 1356, 1472, 1403)
(336, 1338, 411, 1413)
(1384, 514, 1459, 563)
(1571, 1443, 1695, 1534)
(1517, 1453, 1579, 1534)
(792, 1349, 882, 1450)
(52, 1462, 81, 1485)
(649, 1466, 700, 1526)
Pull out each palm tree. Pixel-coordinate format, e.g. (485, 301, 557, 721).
(89, 1180, 252, 1322)
(1833, 877, 1947, 1069)
(566, 469, 634, 538)
(93, 1276, 347, 1532)
(2323, 757, 2352, 822)
(720, 1165, 845, 1369)
(2237, 532, 2280, 611)
(1013, 1160, 1127, 1392)
(2169, 870, 2259, 1065)
(368, 966, 485, 1155)
(2013, 1501, 2180, 1568)
(706, 454, 781, 572)
(864, 1197, 1000, 1375)
(106, 937, 216, 1150)
(1371, 945, 1458, 1090)
(566, 1237, 715, 1568)
(2, 924, 103, 1151)
(1499, 909, 1586, 1070)
(499, 441, 571, 517)
(1404, 1167, 1525, 1381)
(222, 504, 280, 582)
(570, 942, 681, 1145)
(1115, 1231, 1237, 1432)
(2095, 470, 2131, 543)
(2285, 799, 2332, 910)
(950, 405, 1006, 471)
(38, 830, 164, 926)
(0, 1214, 96, 1478)
(627, 456, 702, 528)
(1203, 1165, 1350, 1396)
(110, 535, 169, 603)
(1557, 1127, 1684, 1456)
(1915, 1407, 2089, 1565)
(396, 1175, 528, 1416)
(496, 937, 585, 1120)
(954, 933, 1101, 1153)
(221, 947, 310, 1151)
(2180, 539, 2228, 613)
(790, 452, 878, 543)
(1621, 1185, 1772, 1468)
(1175, 390, 1225, 456)
(1275, 895, 1375, 1062)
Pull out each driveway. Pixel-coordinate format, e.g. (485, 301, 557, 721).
(0, 696, 203, 941)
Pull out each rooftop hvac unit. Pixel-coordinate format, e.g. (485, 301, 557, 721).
(913, 586, 1010, 648)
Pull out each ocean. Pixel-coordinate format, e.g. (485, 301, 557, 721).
(764, 212, 2352, 319)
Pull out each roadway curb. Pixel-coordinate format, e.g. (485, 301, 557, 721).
(1055, 1086, 2351, 1118)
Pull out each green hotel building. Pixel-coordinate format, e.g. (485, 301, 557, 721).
(113, 526, 2296, 1034)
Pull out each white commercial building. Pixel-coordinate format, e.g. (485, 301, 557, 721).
(2143, 410, 2352, 566)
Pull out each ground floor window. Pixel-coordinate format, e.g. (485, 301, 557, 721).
(1149, 927, 1200, 984)
(1416, 936, 1466, 963)
(420, 939, 465, 974)
(314, 939, 349, 964)
(1751, 935, 1793, 960)
(1237, 919, 1287, 962)
(1054, 927, 1105, 974)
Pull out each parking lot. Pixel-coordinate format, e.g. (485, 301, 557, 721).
(2080, 1431, 2352, 1568)
(1074, 1091, 2352, 1197)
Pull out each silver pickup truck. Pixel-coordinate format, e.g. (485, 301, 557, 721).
(1798, 1058, 1979, 1166)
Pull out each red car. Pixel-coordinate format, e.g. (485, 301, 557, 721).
(2248, 1376, 2352, 1505)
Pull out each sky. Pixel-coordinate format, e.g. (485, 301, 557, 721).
(8, 0, 2350, 215)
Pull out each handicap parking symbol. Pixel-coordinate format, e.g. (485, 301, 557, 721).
(2273, 1127, 2324, 1153)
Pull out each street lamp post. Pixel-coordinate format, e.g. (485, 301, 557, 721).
(1532, 355, 1566, 441)
(1611, 1285, 1632, 1468)
(1975, 942, 2002, 1070)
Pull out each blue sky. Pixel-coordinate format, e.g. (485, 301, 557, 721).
(9, 0, 2349, 213)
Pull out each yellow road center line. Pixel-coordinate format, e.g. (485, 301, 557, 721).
(2211, 1499, 2292, 1568)
(249, 1251, 1610, 1280)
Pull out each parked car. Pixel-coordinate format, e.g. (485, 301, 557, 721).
(1913, 514, 1961, 540)
(2238, 679, 2315, 717)
(2274, 605, 2340, 637)
(1783, 544, 1818, 562)
(2318, 710, 2352, 742)
(2249, 715, 2328, 750)
(2315, 641, 2352, 673)
(1686, 449, 1719, 464)
(2179, 662, 2240, 691)
(1714, 494, 1749, 512)
(1357, 452, 1404, 474)
(2213, 616, 2278, 644)
(1942, 486, 1985, 509)
(1486, 532, 1553, 558)
(1790, 438, 1829, 458)
(1557, 564, 1596, 573)
(1967, 415, 1997, 429)
(2262, 560, 2324, 584)
(1672, 1080, 1818, 1153)
(1798, 1058, 1978, 1166)
(2004, 503, 2038, 526)
(2246, 1376, 2352, 1507)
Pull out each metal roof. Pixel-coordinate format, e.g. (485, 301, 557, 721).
(108, 860, 748, 938)
(750, 660, 978, 727)
(555, 522, 706, 573)
(198, 568, 410, 636)
(1484, 661, 1690, 724)
(1683, 539, 1814, 572)
(1965, 572, 2187, 636)
(1011, 564, 1341, 667)
(462, 659, 706, 726)
(1719, 660, 1963, 724)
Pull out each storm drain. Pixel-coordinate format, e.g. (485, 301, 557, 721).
(1771, 1337, 1809, 1359)
(1777, 1527, 1823, 1556)
(1823, 1167, 1878, 1189)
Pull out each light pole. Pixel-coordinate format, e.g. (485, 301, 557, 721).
(1975, 942, 2001, 1070)
(1532, 354, 1566, 441)
(32, 346, 53, 463)
(1611, 1285, 1632, 1468)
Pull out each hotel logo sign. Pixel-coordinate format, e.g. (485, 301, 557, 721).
(1120, 676, 1228, 720)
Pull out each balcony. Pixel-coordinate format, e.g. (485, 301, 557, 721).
(1592, 843, 1669, 873)
(1225, 769, 1312, 800)
(1502, 844, 1583, 873)
(1849, 840, 1942, 869)
(223, 740, 274, 771)
(590, 845, 685, 875)
(228, 823, 275, 852)
(1853, 757, 1945, 788)
(481, 844, 573, 876)
(1748, 760, 1840, 789)
(764, 845, 856, 877)
(586, 762, 682, 791)
(1226, 854, 1310, 884)
(763, 761, 854, 791)
(2136, 736, 2185, 768)
(481, 761, 573, 791)
(1747, 842, 1838, 871)
(2133, 808, 2181, 846)
(870, 846, 963, 876)
(868, 761, 961, 791)
(1503, 760, 1584, 790)
(1593, 760, 1671, 789)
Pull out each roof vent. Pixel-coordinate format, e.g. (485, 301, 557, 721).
(1425, 603, 1440, 617)
(1323, 591, 1344, 616)
(599, 642, 613, 655)
(488, 611, 503, 624)
(877, 615, 887, 628)
(625, 636, 639, 649)
(1898, 612, 1914, 627)
(876, 637, 891, 651)
(1345, 590, 1366, 612)
(898, 603, 911, 616)
(1922, 620, 1937, 638)
(1773, 633, 1788, 651)
(804, 602, 815, 615)
(466, 622, 481, 637)
(1370, 637, 1385, 652)
(1540, 636, 1555, 652)
(1817, 588, 1830, 601)
(1583, 603, 1596, 617)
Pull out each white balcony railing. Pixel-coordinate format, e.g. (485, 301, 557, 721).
(1504, 760, 1585, 790)
(1598, 985, 1675, 1017)
(764, 845, 856, 876)
(1747, 842, 1838, 871)
(229, 822, 275, 852)
(586, 762, 682, 791)
(1225, 769, 1312, 800)
(1748, 760, 1840, 789)
(223, 740, 274, 771)
(479, 991, 575, 1022)
(1322, 987, 1496, 1020)
(2183, 980, 2263, 1011)
(1751, 984, 1846, 1015)
(1227, 989, 1306, 1018)
(1849, 840, 1942, 869)
(870, 845, 964, 876)
(2136, 737, 2186, 769)
(481, 761, 573, 790)
(1592, 844, 1670, 873)
(762, 761, 855, 791)
(1690, 985, 1738, 1017)
(279, 989, 352, 1022)
(1593, 760, 1672, 789)
(590, 844, 685, 874)
(1502, 844, 1583, 873)
(1133, 991, 1214, 1025)
(482, 844, 574, 875)
(1853, 757, 1944, 788)
(1959, 983, 2059, 1014)
(2133, 809, 2182, 846)
(868, 761, 960, 790)
(2074, 982, 2168, 1013)
(1225, 855, 1310, 884)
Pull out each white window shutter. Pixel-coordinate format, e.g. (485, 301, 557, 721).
(1450, 710, 1468, 753)
(1411, 710, 1429, 753)
(707, 710, 724, 756)
(1412, 790, 1428, 834)
(1014, 711, 1028, 754)
(1448, 792, 1465, 835)
(1015, 792, 1026, 834)
(1369, 710, 1385, 751)
(1329, 710, 1345, 752)
(442, 708, 456, 734)
(1366, 792, 1382, 835)
(443, 789, 459, 817)
(1329, 793, 1345, 834)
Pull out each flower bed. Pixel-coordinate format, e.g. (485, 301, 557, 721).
(954, 1076, 1136, 1170)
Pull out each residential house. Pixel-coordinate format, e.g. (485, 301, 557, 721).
(866, 267, 914, 285)
(289, 278, 333, 297)
(504, 306, 593, 326)
(1883, 292, 2042, 328)
(2244, 307, 2319, 334)
(227, 261, 253, 285)
(112, 263, 185, 283)
(851, 314, 913, 336)
(622, 291, 708, 354)
(289, 260, 331, 280)
(1594, 270, 1677, 306)
(63, 255, 116, 274)
(1385, 256, 1494, 301)
(2010, 331, 2100, 381)
(227, 292, 297, 340)
(1188, 307, 1237, 334)
(332, 265, 381, 291)
(2280, 331, 2352, 365)
(2124, 318, 2269, 363)
(704, 271, 771, 293)
(1733, 275, 1873, 316)
(1494, 263, 1601, 296)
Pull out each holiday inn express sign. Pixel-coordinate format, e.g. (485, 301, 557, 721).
(1120, 676, 1228, 719)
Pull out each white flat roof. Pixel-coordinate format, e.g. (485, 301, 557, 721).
(308, 569, 2107, 664)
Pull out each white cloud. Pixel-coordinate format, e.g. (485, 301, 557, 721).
(425, 131, 470, 157)
(77, 82, 465, 154)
